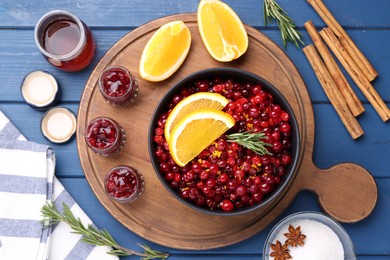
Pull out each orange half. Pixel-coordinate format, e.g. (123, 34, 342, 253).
(139, 20, 191, 82)
(197, 0, 248, 62)
(168, 109, 235, 166)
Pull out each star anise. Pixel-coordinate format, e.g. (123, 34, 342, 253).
(270, 240, 292, 260)
(284, 224, 306, 247)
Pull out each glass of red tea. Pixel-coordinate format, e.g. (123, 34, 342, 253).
(34, 10, 96, 72)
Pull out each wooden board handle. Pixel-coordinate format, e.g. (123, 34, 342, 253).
(300, 163, 377, 223)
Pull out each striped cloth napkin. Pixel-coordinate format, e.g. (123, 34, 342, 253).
(0, 110, 118, 260)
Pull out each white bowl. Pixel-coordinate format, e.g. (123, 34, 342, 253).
(263, 211, 356, 260)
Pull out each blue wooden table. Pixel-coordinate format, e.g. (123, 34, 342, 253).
(1, 0, 389, 259)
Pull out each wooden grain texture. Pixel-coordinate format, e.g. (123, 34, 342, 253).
(76, 13, 377, 249)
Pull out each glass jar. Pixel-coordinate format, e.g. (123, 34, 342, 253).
(104, 165, 145, 203)
(98, 65, 139, 106)
(34, 10, 96, 72)
(85, 117, 126, 157)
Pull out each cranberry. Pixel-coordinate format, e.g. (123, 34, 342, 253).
(191, 162, 202, 173)
(234, 169, 245, 180)
(206, 178, 216, 188)
(174, 173, 181, 183)
(235, 185, 247, 197)
(280, 111, 290, 122)
(213, 84, 224, 93)
(252, 193, 263, 203)
(165, 172, 174, 181)
(272, 141, 283, 152)
(199, 170, 210, 180)
(197, 80, 209, 92)
(251, 85, 262, 95)
(281, 154, 291, 165)
(171, 94, 183, 105)
(280, 123, 291, 134)
(260, 182, 273, 194)
(220, 199, 234, 212)
(217, 140, 228, 151)
(218, 173, 229, 184)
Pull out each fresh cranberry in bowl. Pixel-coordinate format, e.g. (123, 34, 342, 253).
(104, 165, 145, 203)
(98, 65, 139, 106)
(148, 68, 301, 216)
(85, 117, 126, 157)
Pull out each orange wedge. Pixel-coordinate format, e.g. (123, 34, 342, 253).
(164, 92, 229, 142)
(197, 0, 248, 62)
(139, 20, 191, 82)
(168, 109, 235, 166)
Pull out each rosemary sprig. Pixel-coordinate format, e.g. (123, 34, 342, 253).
(263, 0, 304, 49)
(227, 130, 272, 156)
(41, 202, 169, 260)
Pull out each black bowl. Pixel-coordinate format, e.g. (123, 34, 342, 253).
(148, 68, 300, 216)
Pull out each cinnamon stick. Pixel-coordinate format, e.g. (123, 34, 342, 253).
(304, 20, 364, 117)
(303, 44, 364, 139)
(307, 0, 378, 82)
(320, 28, 390, 122)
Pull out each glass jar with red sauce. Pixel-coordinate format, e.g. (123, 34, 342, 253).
(98, 66, 139, 106)
(104, 165, 145, 203)
(85, 117, 126, 157)
(34, 10, 96, 72)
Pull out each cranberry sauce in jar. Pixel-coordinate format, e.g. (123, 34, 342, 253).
(85, 117, 126, 157)
(98, 66, 139, 106)
(104, 165, 145, 203)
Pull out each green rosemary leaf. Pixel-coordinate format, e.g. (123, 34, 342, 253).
(138, 244, 169, 260)
(227, 130, 272, 156)
(263, 0, 304, 49)
(40, 202, 169, 259)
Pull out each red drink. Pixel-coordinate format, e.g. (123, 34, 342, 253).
(85, 117, 126, 157)
(98, 66, 139, 106)
(44, 20, 80, 55)
(104, 166, 145, 203)
(35, 10, 96, 72)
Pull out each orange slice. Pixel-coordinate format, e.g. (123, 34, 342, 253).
(197, 0, 248, 62)
(164, 92, 229, 142)
(168, 109, 235, 166)
(139, 20, 191, 82)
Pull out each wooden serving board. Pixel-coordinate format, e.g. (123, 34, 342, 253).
(76, 14, 377, 250)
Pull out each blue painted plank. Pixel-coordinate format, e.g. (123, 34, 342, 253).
(0, 0, 390, 28)
(312, 104, 390, 174)
(0, 29, 389, 103)
(58, 177, 390, 256)
(358, 257, 390, 260)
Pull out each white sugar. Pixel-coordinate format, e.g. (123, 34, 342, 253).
(269, 219, 344, 260)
